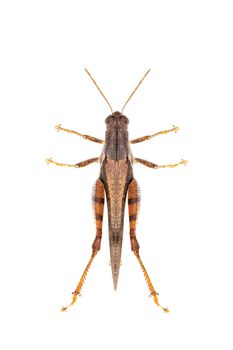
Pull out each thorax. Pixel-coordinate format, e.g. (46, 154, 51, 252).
(104, 126, 129, 161)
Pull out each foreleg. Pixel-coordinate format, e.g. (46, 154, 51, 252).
(55, 124, 104, 144)
(130, 126, 179, 144)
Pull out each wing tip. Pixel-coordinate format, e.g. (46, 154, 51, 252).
(113, 271, 119, 291)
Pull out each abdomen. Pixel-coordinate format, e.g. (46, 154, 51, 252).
(100, 158, 133, 290)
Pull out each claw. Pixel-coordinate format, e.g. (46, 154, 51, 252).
(61, 306, 67, 312)
(172, 125, 179, 133)
(162, 307, 170, 313)
(46, 157, 52, 165)
(55, 124, 62, 132)
(181, 159, 188, 166)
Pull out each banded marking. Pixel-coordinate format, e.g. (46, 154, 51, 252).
(129, 214, 137, 222)
(128, 197, 139, 205)
(93, 196, 105, 204)
(95, 214, 103, 221)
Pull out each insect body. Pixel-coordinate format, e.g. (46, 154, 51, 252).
(46, 69, 187, 313)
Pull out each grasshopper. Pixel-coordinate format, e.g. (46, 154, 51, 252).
(46, 69, 187, 313)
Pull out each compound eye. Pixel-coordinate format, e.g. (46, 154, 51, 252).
(105, 115, 113, 124)
(120, 115, 129, 124)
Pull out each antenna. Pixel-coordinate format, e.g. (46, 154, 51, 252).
(121, 69, 151, 113)
(84, 68, 113, 114)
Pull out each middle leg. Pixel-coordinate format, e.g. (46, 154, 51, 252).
(46, 157, 99, 168)
(128, 179, 169, 313)
(134, 158, 188, 169)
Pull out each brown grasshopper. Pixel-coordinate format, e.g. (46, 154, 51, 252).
(46, 69, 187, 313)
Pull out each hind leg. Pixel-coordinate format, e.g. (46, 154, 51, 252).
(128, 179, 169, 313)
(61, 179, 105, 311)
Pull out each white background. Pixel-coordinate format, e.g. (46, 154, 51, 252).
(0, 1, 233, 349)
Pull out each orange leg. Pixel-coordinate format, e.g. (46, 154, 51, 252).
(61, 179, 105, 312)
(128, 179, 169, 313)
